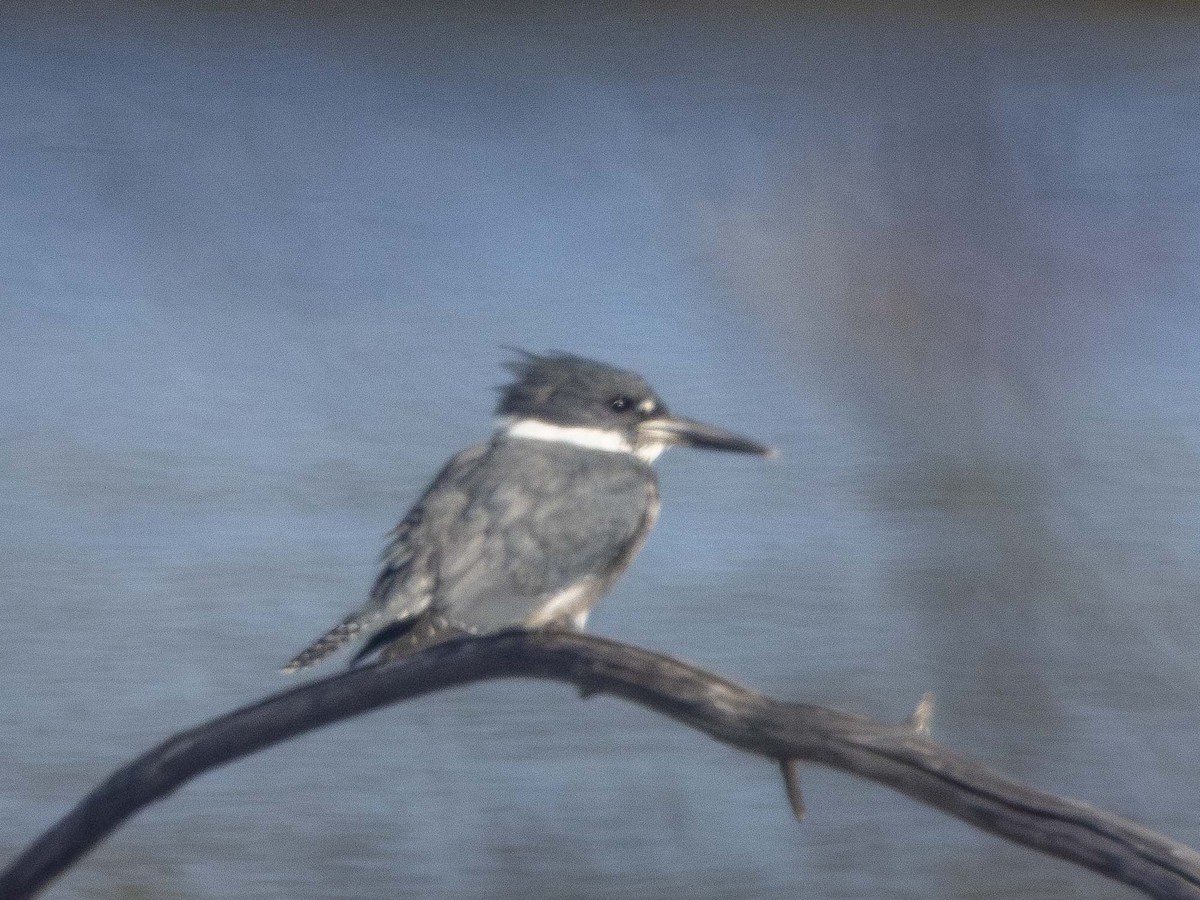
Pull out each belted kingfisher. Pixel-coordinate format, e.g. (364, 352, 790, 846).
(282, 352, 774, 673)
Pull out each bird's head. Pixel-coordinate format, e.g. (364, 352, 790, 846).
(496, 351, 775, 462)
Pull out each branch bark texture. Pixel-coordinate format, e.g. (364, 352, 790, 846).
(2, 631, 1198, 899)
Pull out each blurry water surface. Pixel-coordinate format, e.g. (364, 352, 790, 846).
(3, 4, 1200, 898)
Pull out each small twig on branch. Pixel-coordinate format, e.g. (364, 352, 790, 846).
(778, 758, 806, 821)
(906, 691, 936, 735)
(2, 631, 1198, 900)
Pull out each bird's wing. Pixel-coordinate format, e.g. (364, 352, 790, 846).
(279, 442, 490, 673)
(368, 441, 492, 620)
(427, 441, 659, 633)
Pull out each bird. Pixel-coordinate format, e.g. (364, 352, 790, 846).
(281, 351, 774, 673)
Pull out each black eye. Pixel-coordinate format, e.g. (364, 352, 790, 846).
(609, 395, 635, 412)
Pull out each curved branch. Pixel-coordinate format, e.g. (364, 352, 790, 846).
(2, 632, 1198, 900)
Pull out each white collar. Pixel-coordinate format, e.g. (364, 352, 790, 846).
(497, 417, 665, 462)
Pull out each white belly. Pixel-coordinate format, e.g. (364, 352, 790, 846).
(524, 579, 601, 628)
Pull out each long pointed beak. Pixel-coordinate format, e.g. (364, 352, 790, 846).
(639, 414, 777, 457)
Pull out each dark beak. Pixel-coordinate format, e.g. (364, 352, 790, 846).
(639, 414, 777, 457)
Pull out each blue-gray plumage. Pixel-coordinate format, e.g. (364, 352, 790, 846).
(282, 352, 773, 673)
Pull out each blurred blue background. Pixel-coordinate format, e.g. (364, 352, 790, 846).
(3, 3, 1199, 897)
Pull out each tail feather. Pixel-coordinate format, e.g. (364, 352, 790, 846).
(281, 615, 372, 674)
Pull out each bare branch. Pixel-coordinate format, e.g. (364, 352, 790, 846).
(2, 631, 1198, 899)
